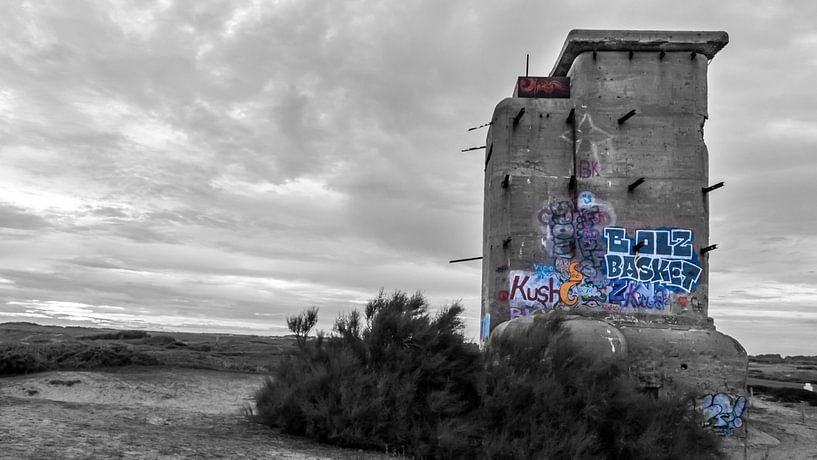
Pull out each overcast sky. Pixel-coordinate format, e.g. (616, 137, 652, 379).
(1, 0, 815, 356)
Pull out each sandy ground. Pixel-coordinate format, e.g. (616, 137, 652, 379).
(721, 397, 817, 460)
(0, 367, 392, 459)
(2, 369, 816, 460)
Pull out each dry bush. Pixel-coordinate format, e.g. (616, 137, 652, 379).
(0, 342, 158, 376)
(255, 293, 723, 459)
(255, 291, 482, 457)
(481, 315, 722, 460)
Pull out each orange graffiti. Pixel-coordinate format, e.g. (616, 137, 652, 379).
(559, 261, 584, 306)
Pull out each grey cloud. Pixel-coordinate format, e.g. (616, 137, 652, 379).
(1, 1, 816, 351)
(0, 204, 50, 229)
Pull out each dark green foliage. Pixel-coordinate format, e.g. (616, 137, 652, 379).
(750, 385, 817, 406)
(77, 330, 149, 340)
(482, 315, 722, 460)
(255, 291, 483, 457)
(0, 344, 46, 375)
(255, 293, 723, 459)
(142, 334, 186, 347)
(0, 342, 158, 376)
(287, 306, 319, 347)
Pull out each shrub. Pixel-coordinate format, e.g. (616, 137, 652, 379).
(286, 306, 318, 347)
(77, 330, 149, 340)
(0, 344, 46, 375)
(255, 293, 722, 459)
(0, 342, 158, 376)
(481, 315, 722, 459)
(255, 291, 483, 457)
(750, 384, 817, 406)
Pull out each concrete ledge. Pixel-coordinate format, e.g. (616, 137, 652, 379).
(550, 29, 729, 76)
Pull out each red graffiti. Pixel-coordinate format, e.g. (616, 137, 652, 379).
(517, 77, 570, 98)
(509, 275, 558, 305)
(498, 290, 509, 301)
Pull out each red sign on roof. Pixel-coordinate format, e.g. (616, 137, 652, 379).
(515, 77, 570, 98)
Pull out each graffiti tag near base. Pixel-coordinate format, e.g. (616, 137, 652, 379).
(700, 393, 747, 436)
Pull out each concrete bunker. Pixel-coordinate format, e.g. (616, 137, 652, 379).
(480, 29, 748, 437)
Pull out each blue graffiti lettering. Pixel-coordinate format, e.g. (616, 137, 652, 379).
(700, 393, 747, 436)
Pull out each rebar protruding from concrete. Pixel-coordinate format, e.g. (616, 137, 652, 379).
(618, 109, 637, 125)
(628, 177, 645, 191)
(467, 122, 492, 132)
(702, 182, 725, 194)
(513, 108, 526, 125)
(461, 145, 486, 152)
(701, 244, 717, 254)
(449, 256, 483, 264)
(502, 237, 512, 248)
(501, 174, 510, 188)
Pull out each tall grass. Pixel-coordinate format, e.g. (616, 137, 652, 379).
(255, 291, 722, 459)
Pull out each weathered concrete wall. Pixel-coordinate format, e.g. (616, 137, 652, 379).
(482, 33, 725, 336)
(567, 50, 712, 324)
(481, 30, 748, 437)
(481, 97, 573, 337)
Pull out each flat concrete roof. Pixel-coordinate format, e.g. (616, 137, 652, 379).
(550, 29, 729, 76)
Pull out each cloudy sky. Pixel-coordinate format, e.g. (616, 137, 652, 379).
(1, 0, 815, 356)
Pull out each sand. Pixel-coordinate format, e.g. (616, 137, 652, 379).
(0, 367, 391, 459)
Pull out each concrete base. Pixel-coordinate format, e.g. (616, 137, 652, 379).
(489, 315, 747, 396)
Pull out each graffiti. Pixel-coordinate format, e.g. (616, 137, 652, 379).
(559, 261, 583, 306)
(576, 283, 606, 303)
(700, 393, 747, 436)
(540, 193, 614, 272)
(608, 280, 669, 310)
(495, 264, 509, 273)
(534, 264, 554, 279)
(498, 290, 510, 301)
(575, 205, 610, 272)
(539, 199, 576, 261)
(578, 159, 600, 178)
(508, 271, 560, 308)
(510, 307, 543, 319)
(521, 193, 705, 317)
(575, 113, 613, 157)
(516, 77, 570, 98)
(481, 314, 491, 339)
(604, 227, 702, 293)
